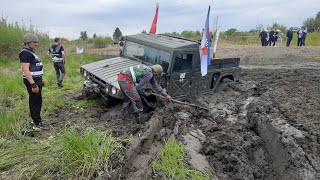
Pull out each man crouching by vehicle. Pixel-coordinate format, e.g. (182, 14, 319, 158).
(118, 64, 171, 123)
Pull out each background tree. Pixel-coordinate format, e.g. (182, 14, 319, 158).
(224, 28, 237, 36)
(249, 29, 256, 33)
(271, 22, 287, 33)
(303, 11, 320, 32)
(141, 30, 147, 33)
(113, 27, 122, 43)
(255, 24, 264, 32)
(181, 31, 193, 38)
(80, 31, 88, 41)
(92, 36, 113, 48)
(93, 33, 97, 39)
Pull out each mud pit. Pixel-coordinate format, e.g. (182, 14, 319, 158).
(56, 46, 320, 179)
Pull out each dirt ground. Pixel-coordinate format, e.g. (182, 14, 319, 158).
(47, 45, 320, 179)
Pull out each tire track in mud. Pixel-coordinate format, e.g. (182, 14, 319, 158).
(73, 64, 320, 179)
(200, 67, 320, 180)
(113, 66, 320, 180)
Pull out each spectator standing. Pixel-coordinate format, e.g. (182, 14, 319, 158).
(297, 28, 303, 46)
(268, 29, 275, 46)
(286, 27, 293, 47)
(273, 30, 279, 46)
(19, 33, 49, 131)
(48, 37, 66, 87)
(302, 27, 307, 46)
(259, 29, 268, 46)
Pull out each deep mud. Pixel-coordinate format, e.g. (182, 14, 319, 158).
(46, 46, 320, 179)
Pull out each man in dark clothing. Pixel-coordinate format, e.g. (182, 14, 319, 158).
(273, 30, 279, 46)
(286, 27, 293, 47)
(268, 29, 275, 46)
(259, 29, 268, 46)
(297, 28, 303, 46)
(302, 28, 307, 46)
(19, 33, 49, 131)
(48, 37, 66, 87)
(117, 64, 171, 123)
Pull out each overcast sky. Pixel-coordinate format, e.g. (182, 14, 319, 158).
(1, 0, 319, 39)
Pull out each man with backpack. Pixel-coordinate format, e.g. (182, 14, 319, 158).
(48, 37, 66, 87)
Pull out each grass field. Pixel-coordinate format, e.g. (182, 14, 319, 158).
(219, 32, 320, 46)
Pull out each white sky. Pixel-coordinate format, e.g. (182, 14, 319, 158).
(1, 0, 319, 39)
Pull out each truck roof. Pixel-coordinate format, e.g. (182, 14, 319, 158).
(126, 33, 200, 50)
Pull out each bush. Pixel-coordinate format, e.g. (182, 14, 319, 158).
(92, 36, 113, 48)
(0, 16, 50, 59)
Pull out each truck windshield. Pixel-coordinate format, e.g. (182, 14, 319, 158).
(123, 41, 171, 73)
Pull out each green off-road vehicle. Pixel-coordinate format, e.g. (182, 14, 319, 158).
(80, 33, 241, 104)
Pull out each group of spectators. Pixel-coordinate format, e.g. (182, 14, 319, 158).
(259, 27, 307, 47)
(259, 28, 281, 47)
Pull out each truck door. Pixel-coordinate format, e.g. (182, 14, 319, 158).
(168, 52, 194, 98)
(193, 54, 210, 94)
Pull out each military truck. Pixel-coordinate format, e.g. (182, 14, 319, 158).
(80, 33, 241, 104)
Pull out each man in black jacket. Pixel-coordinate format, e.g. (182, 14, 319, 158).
(268, 29, 275, 46)
(259, 29, 268, 46)
(286, 27, 293, 47)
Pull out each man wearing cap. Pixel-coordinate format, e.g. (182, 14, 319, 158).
(118, 64, 171, 123)
(47, 37, 66, 87)
(19, 33, 49, 130)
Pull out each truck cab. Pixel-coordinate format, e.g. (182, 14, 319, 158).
(80, 33, 241, 104)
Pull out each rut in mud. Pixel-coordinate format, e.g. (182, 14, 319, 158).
(46, 46, 320, 179)
(108, 65, 320, 180)
(113, 47, 320, 180)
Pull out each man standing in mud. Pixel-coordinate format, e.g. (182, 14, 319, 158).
(19, 33, 49, 131)
(48, 37, 66, 87)
(117, 64, 171, 123)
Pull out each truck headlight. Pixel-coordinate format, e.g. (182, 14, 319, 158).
(105, 86, 109, 93)
(111, 87, 117, 94)
(83, 70, 88, 77)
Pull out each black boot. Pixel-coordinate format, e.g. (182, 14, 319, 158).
(134, 112, 141, 124)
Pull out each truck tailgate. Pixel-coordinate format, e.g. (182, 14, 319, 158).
(209, 58, 240, 68)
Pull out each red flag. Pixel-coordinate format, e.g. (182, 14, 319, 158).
(149, 3, 159, 34)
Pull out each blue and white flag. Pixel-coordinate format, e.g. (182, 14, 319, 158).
(201, 6, 211, 76)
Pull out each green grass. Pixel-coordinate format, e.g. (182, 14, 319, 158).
(289, 32, 320, 46)
(0, 52, 110, 137)
(152, 138, 211, 180)
(0, 49, 122, 179)
(0, 128, 126, 179)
